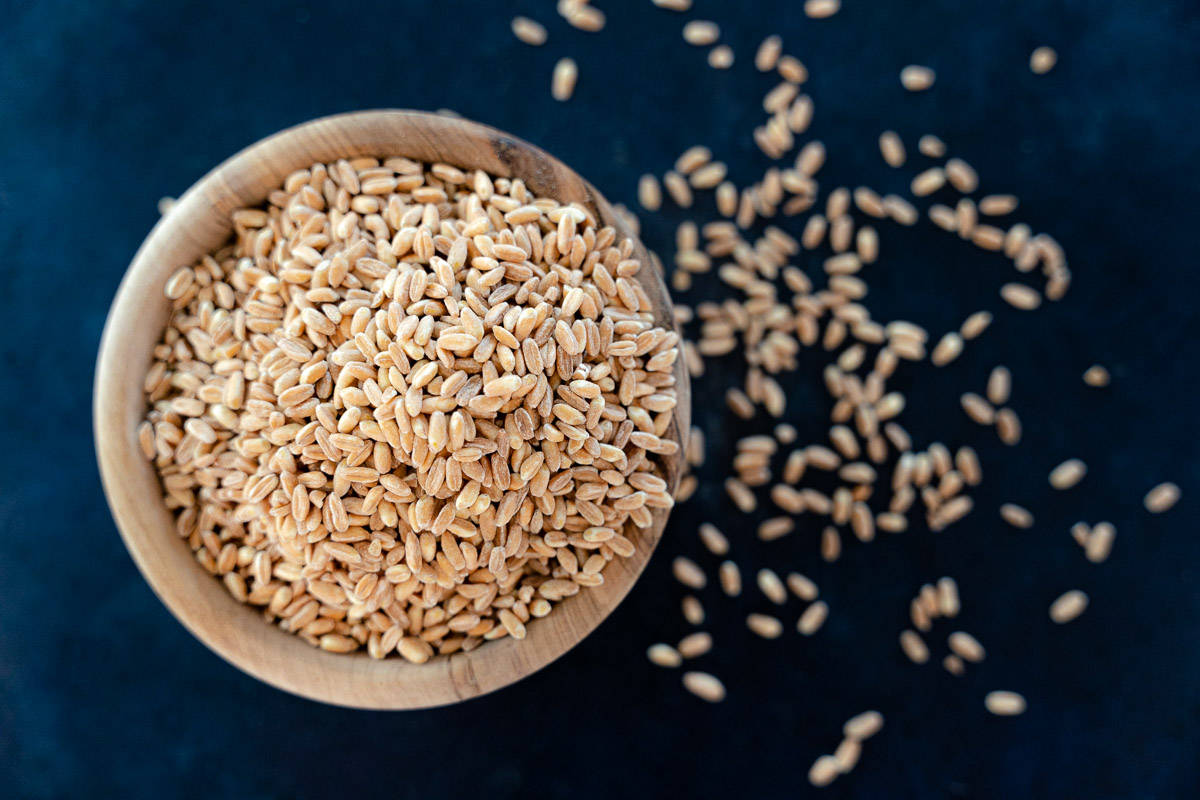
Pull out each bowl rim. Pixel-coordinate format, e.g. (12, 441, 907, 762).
(94, 109, 688, 709)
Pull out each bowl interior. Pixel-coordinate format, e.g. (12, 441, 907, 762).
(94, 110, 689, 709)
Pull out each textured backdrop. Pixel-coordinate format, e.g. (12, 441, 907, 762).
(2, 1, 1199, 797)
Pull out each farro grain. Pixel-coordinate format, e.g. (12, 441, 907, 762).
(937, 577, 961, 617)
(1000, 503, 1034, 529)
(511, 16, 548, 45)
(683, 20, 720, 46)
(1049, 590, 1088, 624)
(719, 561, 743, 596)
(944, 158, 978, 193)
(682, 595, 706, 625)
(809, 755, 840, 787)
(663, 170, 694, 207)
(911, 167, 946, 197)
(996, 408, 1022, 445)
(678, 631, 714, 659)
(987, 366, 1012, 406)
(960, 310, 993, 340)
(648, 643, 683, 667)
(1000, 282, 1042, 310)
(552, 57, 578, 101)
(931, 332, 964, 367)
(900, 629, 930, 663)
(985, 691, 1026, 716)
(879, 130, 906, 167)
(675, 146, 712, 175)
(683, 671, 726, 702)
(1144, 482, 1180, 513)
(673, 557, 707, 589)
(948, 631, 986, 662)
(797, 600, 829, 635)
(804, 0, 840, 18)
(1030, 46, 1058, 74)
(833, 738, 861, 773)
(843, 710, 884, 741)
(708, 45, 735, 69)
(638, 174, 663, 211)
(960, 393, 996, 425)
(756, 35, 783, 72)
(747, 613, 785, 639)
(919, 134, 947, 157)
(778, 55, 808, 84)
(1049, 459, 1087, 490)
(757, 569, 789, 604)
(979, 194, 1019, 216)
(699, 523, 730, 556)
(1082, 365, 1111, 387)
(900, 65, 936, 91)
(787, 572, 820, 602)
(1085, 521, 1116, 563)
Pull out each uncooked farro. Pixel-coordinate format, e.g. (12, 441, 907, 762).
(511, 16, 548, 45)
(682, 671, 726, 702)
(797, 600, 829, 635)
(984, 690, 1027, 716)
(1049, 590, 1088, 624)
(682, 20, 720, 46)
(1049, 459, 1087, 490)
(551, 57, 579, 101)
(1030, 46, 1058, 75)
(1082, 365, 1111, 387)
(1144, 482, 1180, 513)
(900, 65, 936, 91)
(1000, 503, 1034, 529)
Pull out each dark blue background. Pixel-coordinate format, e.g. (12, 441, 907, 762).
(2, 1, 1199, 797)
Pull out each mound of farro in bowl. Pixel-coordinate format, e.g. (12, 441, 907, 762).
(94, 110, 689, 709)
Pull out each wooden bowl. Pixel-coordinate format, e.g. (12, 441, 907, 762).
(94, 110, 690, 709)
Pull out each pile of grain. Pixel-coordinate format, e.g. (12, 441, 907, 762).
(140, 158, 681, 661)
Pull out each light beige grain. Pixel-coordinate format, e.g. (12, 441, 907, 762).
(1144, 482, 1181, 513)
(1030, 46, 1058, 74)
(511, 16, 548, 45)
(1049, 590, 1089, 624)
(1049, 458, 1087, 490)
(985, 690, 1027, 716)
(551, 57, 578, 101)
(683, 671, 726, 702)
(900, 65, 936, 91)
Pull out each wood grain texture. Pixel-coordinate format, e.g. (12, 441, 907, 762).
(93, 110, 690, 710)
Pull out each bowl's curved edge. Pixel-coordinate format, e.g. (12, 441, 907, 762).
(94, 109, 689, 709)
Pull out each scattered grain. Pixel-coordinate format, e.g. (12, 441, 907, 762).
(551, 57, 578, 101)
(798, 601, 829, 635)
(1049, 459, 1087, 490)
(1030, 46, 1058, 75)
(648, 643, 683, 667)
(900, 65, 936, 91)
(1144, 482, 1180, 513)
(511, 16, 548, 45)
(1082, 365, 1111, 387)
(1049, 590, 1089, 624)
(683, 671, 726, 702)
(985, 691, 1026, 716)
(683, 20, 720, 46)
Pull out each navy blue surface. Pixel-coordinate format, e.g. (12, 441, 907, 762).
(2, 1, 1199, 797)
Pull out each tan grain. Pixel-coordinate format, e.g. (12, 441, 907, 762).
(682, 671, 726, 702)
(1049, 458, 1087, 490)
(900, 65, 936, 91)
(551, 58, 578, 101)
(1144, 482, 1180, 513)
(1049, 590, 1088, 624)
(985, 691, 1026, 716)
